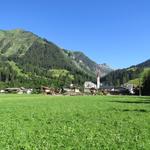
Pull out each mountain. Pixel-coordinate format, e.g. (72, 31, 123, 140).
(102, 59, 150, 86)
(0, 29, 112, 88)
(132, 59, 150, 68)
(63, 50, 113, 77)
(98, 63, 113, 77)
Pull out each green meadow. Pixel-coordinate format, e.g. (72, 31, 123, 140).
(0, 95, 150, 149)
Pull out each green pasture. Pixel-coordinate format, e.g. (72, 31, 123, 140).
(0, 95, 150, 149)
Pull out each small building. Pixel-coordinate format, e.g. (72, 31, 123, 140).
(4, 87, 33, 94)
(100, 85, 114, 95)
(123, 83, 135, 94)
(41, 86, 55, 95)
(63, 84, 80, 95)
(110, 87, 130, 95)
(24, 89, 33, 94)
(5, 88, 23, 94)
(0, 90, 5, 93)
(84, 81, 97, 93)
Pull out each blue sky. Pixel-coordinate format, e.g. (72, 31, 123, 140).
(0, 0, 150, 69)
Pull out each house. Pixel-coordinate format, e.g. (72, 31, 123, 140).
(41, 86, 55, 95)
(123, 83, 135, 94)
(100, 85, 114, 95)
(84, 81, 97, 93)
(0, 90, 5, 93)
(5, 88, 23, 94)
(63, 84, 80, 95)
(110, 87, 130, 95)
(24, 89, 33, 94)
(4, 87, 33, 94)
(63, 88, 80, 93)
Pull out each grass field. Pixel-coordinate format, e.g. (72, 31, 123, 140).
(0, 95, 150, 149)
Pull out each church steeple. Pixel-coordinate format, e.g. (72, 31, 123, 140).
(96, 69, 101, 89)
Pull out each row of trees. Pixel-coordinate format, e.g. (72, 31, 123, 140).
(142, 70, 150, 95)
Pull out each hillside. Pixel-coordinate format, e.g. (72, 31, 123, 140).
(98, 63, 113, 77)
(102, 59, 150, 86)
(0, 29, 112, 88)
(63, 50, 113, 77)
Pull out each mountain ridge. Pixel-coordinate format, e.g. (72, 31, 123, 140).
(102, 59, 150, 86)
(0, 29, 112, 88)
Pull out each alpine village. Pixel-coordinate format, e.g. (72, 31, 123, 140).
(0, 29, 150, 96)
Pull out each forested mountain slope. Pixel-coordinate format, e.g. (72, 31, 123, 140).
(102, 59, 150, 86)
(0, 29, 112, 88)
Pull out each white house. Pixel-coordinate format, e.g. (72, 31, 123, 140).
(84, 81, 97, 93)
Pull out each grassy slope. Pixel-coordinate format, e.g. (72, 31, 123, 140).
(0, 95, 150, 149)
(0, 29, 39, 56)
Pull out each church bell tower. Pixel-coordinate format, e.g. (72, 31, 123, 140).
(96, 69, 101, 89)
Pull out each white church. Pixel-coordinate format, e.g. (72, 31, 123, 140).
(84, 69, 101, 92)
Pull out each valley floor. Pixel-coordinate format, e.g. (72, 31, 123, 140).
(0, 95, 150, 149)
